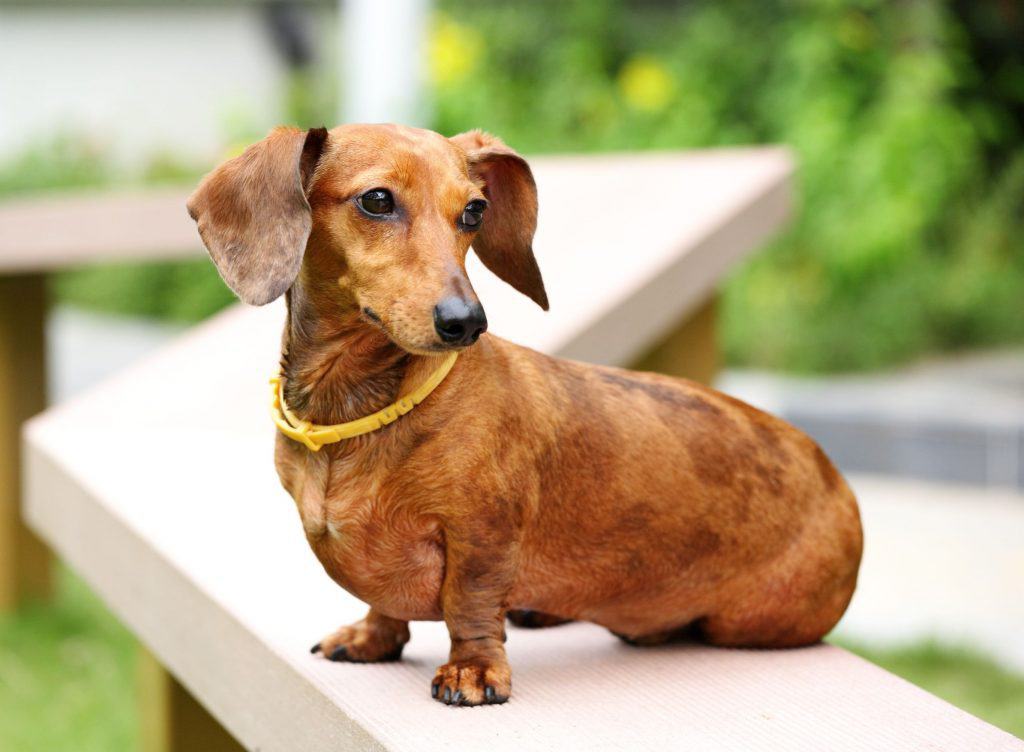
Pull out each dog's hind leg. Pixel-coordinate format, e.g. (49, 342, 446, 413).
(507, 609, 573, 629)
(311, 608, 409, 663)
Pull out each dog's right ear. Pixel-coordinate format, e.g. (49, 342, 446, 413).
(187, 126, 329, 306)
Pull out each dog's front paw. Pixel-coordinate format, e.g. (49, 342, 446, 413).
(311, 616, 409, 663)
(431, 659, 511, 706)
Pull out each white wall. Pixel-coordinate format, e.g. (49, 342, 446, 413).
(0, 6, 293, 168)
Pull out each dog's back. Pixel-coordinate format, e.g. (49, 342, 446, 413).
(477, 336, 863, 645)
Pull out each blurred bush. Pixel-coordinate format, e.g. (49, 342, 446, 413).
(51, 259, 237, 324)
(3, 0, 1022, 372)
(432, 0, 1024, 372)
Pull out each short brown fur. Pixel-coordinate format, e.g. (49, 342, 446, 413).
(188, 124, 863, 707)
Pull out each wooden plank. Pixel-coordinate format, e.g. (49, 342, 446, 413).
(26, 441, 386, 752)
(0, 273, 51, 610)
(137, 646, 245, 752)
(631, 294, 718, 384)
(0, 188, 203, 272)
(0, 146, 789, 386)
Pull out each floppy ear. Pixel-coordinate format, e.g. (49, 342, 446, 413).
(450, 130, 549, 310)
(187, 126, 329, 306)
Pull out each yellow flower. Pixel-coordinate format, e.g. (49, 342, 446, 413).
(617, 55, 675, 113)
(429, 14, 483, 87)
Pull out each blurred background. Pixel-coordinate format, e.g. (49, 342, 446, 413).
(1, 0, 1022, 748)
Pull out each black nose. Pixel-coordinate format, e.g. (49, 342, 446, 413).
(433, 298, 488, 346)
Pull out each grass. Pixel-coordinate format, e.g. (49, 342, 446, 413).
(0, 569, 136, 752)
(1, 570, 1021, 750)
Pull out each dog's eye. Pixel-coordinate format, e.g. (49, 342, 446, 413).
(358, 189, 394, 216)
(461, 200, 487, 229)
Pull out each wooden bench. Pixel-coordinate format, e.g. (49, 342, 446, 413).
(25, 318, 1024, 750)
(23, 148, 1024, 749)
(0, 186, 205, 610)
(23, 146, 1001, 750)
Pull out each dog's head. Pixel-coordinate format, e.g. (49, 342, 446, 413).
(187, 124, 547, 354)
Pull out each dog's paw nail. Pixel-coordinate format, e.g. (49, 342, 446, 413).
(310, 642, 322, 654)
(452, 690, 463, 705)
(329, 646, 348, 661)
(444, 687, 452, 703)
(485, 686, 496, 702)
(431, 683, 440, 698)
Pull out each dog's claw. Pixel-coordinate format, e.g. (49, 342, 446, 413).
(313, 617, 410, 664)
(329, 646, 348, 661)
(432, 659, 511, 706)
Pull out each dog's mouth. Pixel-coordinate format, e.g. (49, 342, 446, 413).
(359, 306, 467, 355)
(359, 305, 399, 344)
(420, 339, 475, 354)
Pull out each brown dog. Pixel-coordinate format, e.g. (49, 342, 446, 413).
(188, 124, 863, 707)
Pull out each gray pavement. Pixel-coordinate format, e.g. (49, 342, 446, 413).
(720, 353, 1024, 490)
(838, 475, 1024, 672)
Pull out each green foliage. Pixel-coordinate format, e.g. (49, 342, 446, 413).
(0, 134, 204, 197)
(0, 135, 113, 196)
(0, 570, 136, 752)
(3, 0, 1023, 364)
(433, 0, 1024, 372)
(53, 259, 235, 324)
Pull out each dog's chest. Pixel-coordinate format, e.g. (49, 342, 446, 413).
(277, 441, 445, 619)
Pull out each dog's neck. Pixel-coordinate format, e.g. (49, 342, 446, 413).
(280, 278, 413, 426)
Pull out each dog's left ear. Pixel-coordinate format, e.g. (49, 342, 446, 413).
(450, 130, 549, 310)
(187, 126, 329, 306)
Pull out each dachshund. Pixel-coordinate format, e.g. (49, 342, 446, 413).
(187, 124, 863, 707)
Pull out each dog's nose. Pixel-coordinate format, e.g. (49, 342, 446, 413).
(433, 297, 488, 346)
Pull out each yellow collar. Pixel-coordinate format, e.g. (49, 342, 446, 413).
(270, 352, 458, 451)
